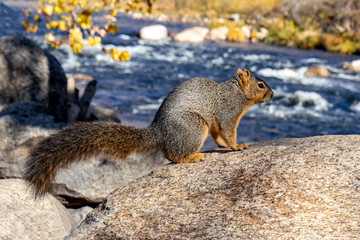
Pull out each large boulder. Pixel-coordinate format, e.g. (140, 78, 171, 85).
(139, 24, 168, 40)
(68, 135, 360, 239)
(52, 153, 169, 206)
(0, 179, 76, 240)
(0, 35, 68, 122)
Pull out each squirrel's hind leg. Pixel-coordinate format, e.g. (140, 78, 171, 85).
(162, 112, 208, 163)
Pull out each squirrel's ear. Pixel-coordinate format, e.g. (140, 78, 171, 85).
(237, 69, 251, 90)
(236, 68, 244, 75)
(244, 69, 251, 78)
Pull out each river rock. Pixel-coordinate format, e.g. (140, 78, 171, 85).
(68, 135, 360, 239)
(209, 26, 229, 41)
(172, 27, 209, 43)
(66, 73, 94, 82)
(0, 179, 76, 240)
(304, 65, 331, 77)
(255, 27, 269, 41)
(229, 13, 240, 22)
(139, 24, 168, 40)
(0, 35, 68, 122)
(343, 59, 360, 72)
(241, 25, 252, 39)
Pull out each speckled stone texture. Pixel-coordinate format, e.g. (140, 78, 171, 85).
(0, 179, 76, 240)
(68, 135, 360, 239)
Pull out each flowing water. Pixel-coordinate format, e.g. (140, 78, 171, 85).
(1, 3, 360, 149)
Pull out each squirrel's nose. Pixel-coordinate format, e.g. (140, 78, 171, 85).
(270, 90, 274, 98)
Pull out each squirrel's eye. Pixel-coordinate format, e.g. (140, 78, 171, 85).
(258, 83, 264, 89)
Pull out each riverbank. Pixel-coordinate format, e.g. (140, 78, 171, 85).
(4, 0, 360, 55)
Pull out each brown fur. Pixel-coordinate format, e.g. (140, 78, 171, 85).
(24, 69, 273, 198)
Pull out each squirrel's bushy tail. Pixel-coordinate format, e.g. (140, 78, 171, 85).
(24, 121, 159, 198)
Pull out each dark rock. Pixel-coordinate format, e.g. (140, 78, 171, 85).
(0, 35, 68, 122)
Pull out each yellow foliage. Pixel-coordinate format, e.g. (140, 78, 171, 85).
(88, 36, 102, 46)
(24, 0, 128, 60)
(120, 51, 131, 62)
(22, 20, 39, 33)
(43, 4, 54, 16)
(61, 15, 73, 25)
(110, 9, 117, 17)
(33, 15, 41, 22)
(54, 5, 63, 14)
(58, 20, 67, 31)
(321, 33, 345, 51)
(109, 49, 121, 60)
(69, 27, 83, 43)
(156, 0, 280, 15)
(78, 13, 92, 29)
(38, 0, 44, 7)
(330, 39, 360, 55)
(109, 49, 131, 62)
(44, 32, 56, 43)
(23, 10, 31, 17)
(49, 20, 59, 28)
(227, 28, 247, 42)
(105, 23, 119, 34)
(71, 42, 83, 53)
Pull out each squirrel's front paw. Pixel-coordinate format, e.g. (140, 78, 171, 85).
(231, 143, 250, 151)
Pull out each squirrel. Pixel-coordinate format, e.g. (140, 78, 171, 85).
(24, 68, 274, 197)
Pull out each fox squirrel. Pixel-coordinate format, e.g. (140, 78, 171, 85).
(24, 68, 273, 197)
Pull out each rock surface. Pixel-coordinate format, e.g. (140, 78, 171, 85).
(53, 153, 169, 206)
(68, 206, 94, 227)
(0, 35, 68, 122)
(0, 101, 65, 155)
(68, 135, 360, 239)
(0, 179, 76, 240)
(172, 27, 209, 43)
(343, 59, 360, 72)
(140, 24, 168, 40)
(304, 65, 331, 77)
(208, 26, 229, 41)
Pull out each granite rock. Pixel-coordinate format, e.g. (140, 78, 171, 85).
(0, 179, 76, 240)
(68, 135, 360, 239)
